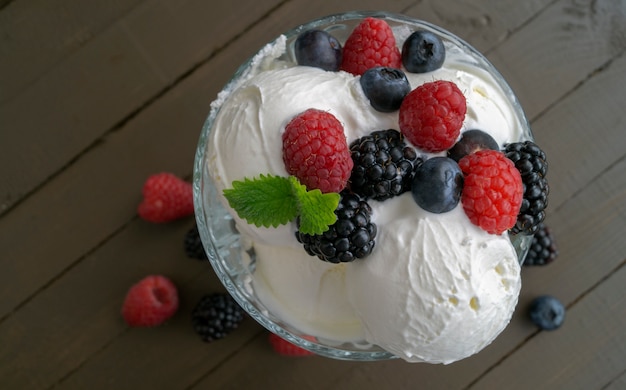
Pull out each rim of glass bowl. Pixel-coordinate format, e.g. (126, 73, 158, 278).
(193, 10, 533, 361)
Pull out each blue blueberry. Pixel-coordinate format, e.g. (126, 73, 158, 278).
(528, 295, 565, 331)
(360, 67, 411, 112)
(447, 129, 500, 162)
(402, 30, 445, 73)
(411, 157, 463, 213)
(294, 29, 342, 71)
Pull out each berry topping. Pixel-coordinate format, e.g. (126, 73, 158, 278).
(412, 157, 463, 214)
(121, 275, 179, 327)
(459, 150, 523, 234)
(447, 129, 500, 162)
(504, 141, 549, 235)
(524, 222, 558, 266)
(295, 29, 343, 71)
(282, 109, 353, 193)
(528, 295, 565, 331)
(349, 129, 421, 201)
(184, 224, 208, 260)
(269, 333, 315, 356)
(296, 192, 376, 263)
(360, 67, 411, 112)
(137, 173, 194, 223)
(399, 80, 467, 153)
(401, 30, 446, 73)
(340, 17, 402, 76)
(192, 293, 245, 342)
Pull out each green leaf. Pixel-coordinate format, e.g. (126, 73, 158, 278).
(223, 174, 298, 228)
(290, 176, 339, 235)
(222, 174, 339, 235)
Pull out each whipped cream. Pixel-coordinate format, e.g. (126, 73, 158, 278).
(206, 32, 524, 363)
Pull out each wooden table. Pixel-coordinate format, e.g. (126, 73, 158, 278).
(1, 1, 625, 389)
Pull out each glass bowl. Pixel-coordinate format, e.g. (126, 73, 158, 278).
(193, 11, 533, 361)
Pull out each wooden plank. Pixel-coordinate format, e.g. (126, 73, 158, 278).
(485, 0, 626, 120)
(0, 0, 143, 104)
(403, 0, 553, 53)
(0, 0, 283, 215)
(471, 262, 626, 390)
(530, 51, 626, 210)
(604, 370, 626, 390)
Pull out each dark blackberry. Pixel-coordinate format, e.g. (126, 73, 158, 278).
(504, 141, 549, 234)
(295, 192, 377, 263)
(524, 222, 558, 266)
(191, 293, 245, 342)
(184, 224, 208, 260)
(349, 129, 422, 201)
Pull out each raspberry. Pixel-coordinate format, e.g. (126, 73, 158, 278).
(121, 275, 179, 327)
(137, 172, 194, 223)
(459, 150, 523, 234)
(399, 80, 467, 153)
(184, 224, 208, 260)
(340, 17, 402, 76)
(295, 191, 376, 263)
(504, 141, 549, 235)
(524, 222, 558, 266)
(192, 293, 245, 342)
(349, 129, 421, 201)
(282, 109, 353, 193)
(268, 333, 315, 356)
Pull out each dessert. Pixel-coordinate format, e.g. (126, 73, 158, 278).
(195, 12, 544, 363)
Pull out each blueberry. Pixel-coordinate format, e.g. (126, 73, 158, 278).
(360, 67, 411, 112)
(411, 157, 463, 213)
(528, 295, 565, 331)
(448, 129, 500, 162)
(402, 30, 445, 73)
(294, 29, 342, 71)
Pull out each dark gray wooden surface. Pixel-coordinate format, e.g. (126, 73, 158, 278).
(1, 1, 625, 389)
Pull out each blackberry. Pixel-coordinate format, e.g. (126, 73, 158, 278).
(504, 141, 549, 234)
(184, 224, 208, 260)
(524, 222, 558, 266)
(191, 293, 245, 342)
(349, 129, 421, 201)
(296, 192, 377, 263)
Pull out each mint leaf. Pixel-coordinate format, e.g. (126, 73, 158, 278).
(290, 176, 339, 235)
(222, 175, 339, 235)
(223, 174, 298, 228)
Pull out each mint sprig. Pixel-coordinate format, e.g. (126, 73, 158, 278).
(222, 174, 340, 235)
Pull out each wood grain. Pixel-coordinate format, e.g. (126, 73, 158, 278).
(1, 0, 624, 389)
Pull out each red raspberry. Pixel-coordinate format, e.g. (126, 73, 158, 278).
(340, 17, 402, 76)
(137, 172, 194, 223)
(268, 333, 315, 357)
(282, 109, 353, 193)
(399, 80, 467, 152)
(459, 150, 523, 235)
(121, 275, 179, 327)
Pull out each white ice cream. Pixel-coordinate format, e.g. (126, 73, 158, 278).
(206, 33, 524, 364)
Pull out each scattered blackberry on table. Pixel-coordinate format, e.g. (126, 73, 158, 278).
(360, 67, 411, 112)
(296, 192, 377, 263)
(411, 157, 463, 214)
(447, 129, 500, 162)
(294, 29, 342, 71)
(349, 129, 421, 201)
(401, 30, 446, 73)
(528, 295, 565, 331)
(184, 224, 208, 260)
(524, 222, 558, 266)
(504, 141, 549, 235)
(192, 293, 245, 342)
